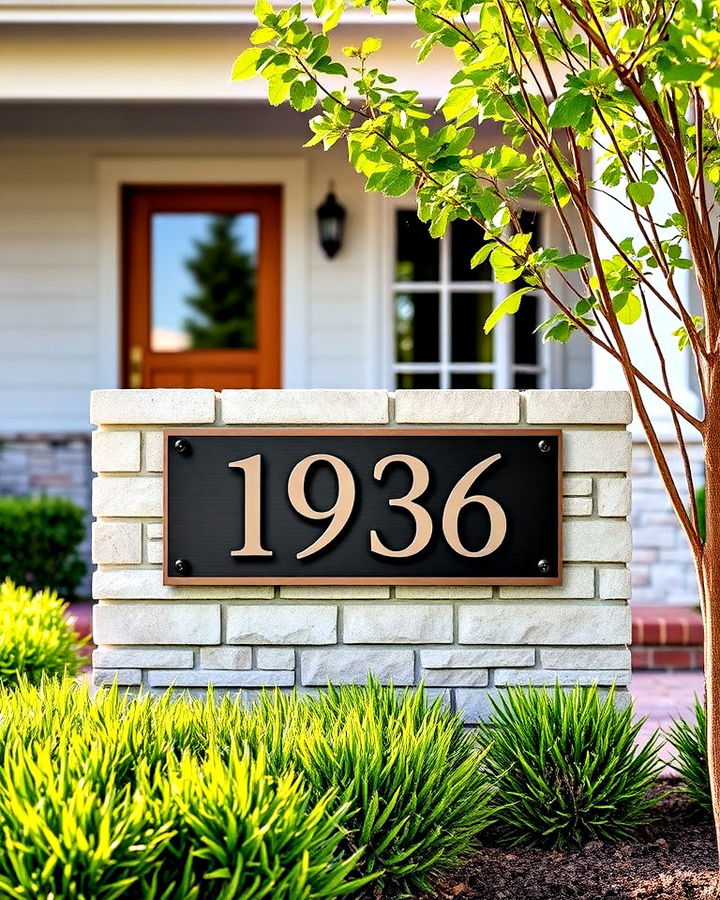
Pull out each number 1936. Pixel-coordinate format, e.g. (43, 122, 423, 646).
(228, 453, 507, 561)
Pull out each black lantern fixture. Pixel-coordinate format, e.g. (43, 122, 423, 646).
(316, 184, 346, 259)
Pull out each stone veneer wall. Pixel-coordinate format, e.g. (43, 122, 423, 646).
(630, 438, 704, 607)
(91, 388, 633, 722)
(0, 433, 92, 591)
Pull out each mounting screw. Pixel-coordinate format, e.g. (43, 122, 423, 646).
(174, 439, 191, 456)
(538, 440, 551, 453)
(174, 558, 191, 576)
(537, 559, 551, 575)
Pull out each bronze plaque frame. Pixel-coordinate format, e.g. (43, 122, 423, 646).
(163, 427, 563, 586)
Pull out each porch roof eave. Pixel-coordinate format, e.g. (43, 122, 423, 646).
(0, 0, 416, 24)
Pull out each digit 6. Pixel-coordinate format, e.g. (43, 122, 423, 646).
(442, 454, 507, 557)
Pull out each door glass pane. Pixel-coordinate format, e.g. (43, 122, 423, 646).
(151, 212, 258, 352)
(396, 372, 440, 388)
(451, 219, 491, 281)
(451, 292, 493, 362)
(451, 372, 494, 388)
(395, 293, 440, 362)
(395, 211, 440, 282)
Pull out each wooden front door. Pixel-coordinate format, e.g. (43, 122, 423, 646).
(123, 185, 282, 389)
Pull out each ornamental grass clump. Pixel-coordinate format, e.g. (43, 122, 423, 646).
(287, 680, 494, 897)
(668, 698, 711, 814)
(478, 684, 664, 848)
(0, 679, 370, 900)
(0, 677, 493, 899)
(0, 578, 85, 686)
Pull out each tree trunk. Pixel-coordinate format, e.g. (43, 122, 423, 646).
(702, 362, 720, 860)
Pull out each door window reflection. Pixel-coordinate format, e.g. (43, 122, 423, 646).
(151, 212, 259, 352)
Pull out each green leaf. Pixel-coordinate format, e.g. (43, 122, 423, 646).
(231, 48, 263, 81)
(361, 37, 382, 55)
(671, 325, 691, 350)
(626, 181, 654, 207)
(542, 317, 574, 342)
(250, 26, 276, 44)
(441, 86, 476, 122)
(548, 91, 593, 128)
(321, 0, 344, 33)
(268, 75, 291, 105)
(290, 79, 317, 111)
(490, 246, 524, 283)
(471, 243, 494, 268)
(554, 253, 590, 271)
(613, 291, 642, 325)
(664, 62, 707, 83)
(484, 287, 529, 333)
(380, 168, 415, 196)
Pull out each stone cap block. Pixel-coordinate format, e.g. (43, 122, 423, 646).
(91, 389, 216, 425)
(221, 390, 389, 424)
(394, 390, 520, 424)
(524, 390, 632, 425)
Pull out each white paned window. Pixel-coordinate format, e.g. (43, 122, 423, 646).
(392, 209, 548, 389)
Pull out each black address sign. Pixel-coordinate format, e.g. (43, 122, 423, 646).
(163, 428, 562, 586)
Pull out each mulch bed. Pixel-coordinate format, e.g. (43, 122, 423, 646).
(427, 778, 720, 900)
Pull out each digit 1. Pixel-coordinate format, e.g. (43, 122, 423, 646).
(228, 454, 273, 557)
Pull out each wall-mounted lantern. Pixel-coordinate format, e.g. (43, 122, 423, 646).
(316, 184, 346, 259)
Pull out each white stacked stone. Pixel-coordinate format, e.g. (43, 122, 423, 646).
(630, 439, 703, 606)
(91, 388, 633, 722)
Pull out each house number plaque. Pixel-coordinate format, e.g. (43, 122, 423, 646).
(163, 428, 562, 585)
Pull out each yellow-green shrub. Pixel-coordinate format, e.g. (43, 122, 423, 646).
(0, 579, 85, 686)
(0, 678, 494, 899)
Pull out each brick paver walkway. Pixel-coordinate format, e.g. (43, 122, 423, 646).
(631, 670, 705, 762)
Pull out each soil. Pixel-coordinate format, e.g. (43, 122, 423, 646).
(426, 779, 720, 900)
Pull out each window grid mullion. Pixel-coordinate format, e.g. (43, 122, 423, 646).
(391, 208, 547, 391)
(439, 234, 451, 389)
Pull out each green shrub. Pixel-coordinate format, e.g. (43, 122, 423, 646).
(0, 495, 86, 598)
(280, 680, 494, 897)
(478, 684, 663, 848)
(0, 579, 85, 685)
(0, 678, 492, 898)
(668, 698, 711, 813)
(142, 747, 369, 900)
(0, 680, 370, 900)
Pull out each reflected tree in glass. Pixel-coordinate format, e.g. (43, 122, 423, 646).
(182, 214, 257, 349)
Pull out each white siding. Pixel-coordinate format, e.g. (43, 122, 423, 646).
(0, 104, 375, 431)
